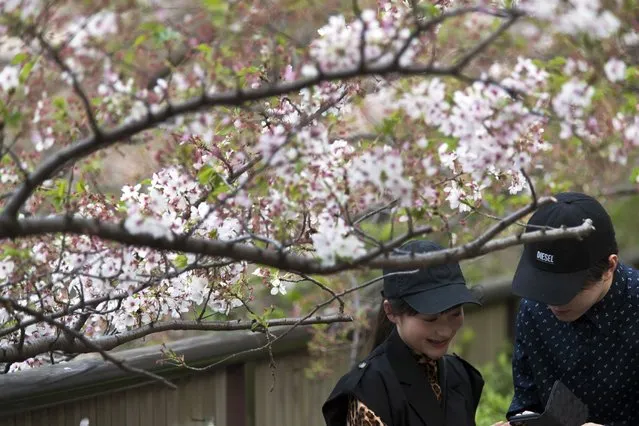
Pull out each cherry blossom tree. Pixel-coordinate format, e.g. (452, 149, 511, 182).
(0, 0, 637, 385)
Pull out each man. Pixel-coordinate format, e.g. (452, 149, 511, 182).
(508, 192, 639, 426)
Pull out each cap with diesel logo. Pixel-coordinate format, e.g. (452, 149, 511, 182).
(512, 192, 617, 305)
(383, 240, 481, 314)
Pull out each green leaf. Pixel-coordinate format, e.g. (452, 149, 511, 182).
(139, 22, 164, 32)
(75, 179, 88, 194)
(248, 312, 269, 332)
(203, 0, 228, 25)
(52, 96, 67, 110)
(625, 66, 639, 85)
(1, 247, 31, 260)
(133, 34, 147, 47)
(197, 165, 231, 197)
(375, 110, 401, 136)
(41, 179, 69, 210)
(5, 110, 22, 128)
(419, 3, 440, 18)
(157, 27, 181, 43)
(591, 86, 608, 102)
(203, 0, 227, 12)
(196, 43, 213, 60)
(621, 93, 638, 115)
(174, 254, 188, 269)
(197, 165, 215, 185)
(11, 52, 28, 65)
(19, 61, 34, 83)
(123, 50, 136, 66)
(545, 56, 566, 72)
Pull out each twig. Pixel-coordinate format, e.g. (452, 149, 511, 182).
(0, 298, 177, 388)
(36, 33, 102, 138)
(521, 168, 537, 205)
(172, 269, 419, 372)
(448, 11, 522, 73)
(353, 199, 399, 225)
(0, 312, 352, 363)
(460, 195, 555, 254)
(298, 273, 345, 314)
(348, 274, 361, 368)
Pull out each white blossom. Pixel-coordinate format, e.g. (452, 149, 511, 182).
(311, 213, 366, 266)
(0, 65, 20, 92)
(604, 58, 626, 83)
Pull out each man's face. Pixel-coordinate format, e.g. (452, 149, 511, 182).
(548, 281, 606, 322)
(547, 255, 617, 322)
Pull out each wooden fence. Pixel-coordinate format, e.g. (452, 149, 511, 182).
(2, 252, 637, 426)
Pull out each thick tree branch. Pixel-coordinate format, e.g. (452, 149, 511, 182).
(0, 214, 595, 274)
(0, 313, 351, 363)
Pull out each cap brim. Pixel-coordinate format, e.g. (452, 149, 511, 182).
(402, 283, 481, 315)
(512, 257, 587, 305)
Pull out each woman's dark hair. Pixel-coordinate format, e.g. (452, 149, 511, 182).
(371, 298, 417, 349)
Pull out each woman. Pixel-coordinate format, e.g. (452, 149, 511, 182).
(322, 239, 484, 426)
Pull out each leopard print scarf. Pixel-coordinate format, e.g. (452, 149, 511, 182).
(415, 354, 442, 402)
(347, 397, 386, 426)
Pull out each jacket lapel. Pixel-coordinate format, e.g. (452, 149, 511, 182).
(385, 330, 445, 426)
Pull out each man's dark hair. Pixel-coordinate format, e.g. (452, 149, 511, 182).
(584, 249, 619, 285)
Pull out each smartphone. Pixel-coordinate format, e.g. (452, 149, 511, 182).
(507, 412, 541, 426)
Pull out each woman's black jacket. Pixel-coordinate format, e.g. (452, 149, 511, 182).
(322, 330, 484, 426)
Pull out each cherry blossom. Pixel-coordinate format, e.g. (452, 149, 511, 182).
(552, 78, 595, 139)
(0, 65, 19, 92)
(311, 213, 366, 266)
(0, 0, 637, 375)
(0, 259, 14, 280)
(604, 58, 627, 83)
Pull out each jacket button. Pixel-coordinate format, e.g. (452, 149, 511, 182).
(358, 362, 367, 369)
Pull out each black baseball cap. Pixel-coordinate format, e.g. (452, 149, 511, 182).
(512, 192, 618, 305)
(382, 240, 481, 314)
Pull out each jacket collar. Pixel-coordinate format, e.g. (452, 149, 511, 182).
(385, 329, 445, 426)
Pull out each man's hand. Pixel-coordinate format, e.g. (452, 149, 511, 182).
(490, 422, 510, 426)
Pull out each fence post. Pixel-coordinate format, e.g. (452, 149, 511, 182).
(226, 363, 246, 426)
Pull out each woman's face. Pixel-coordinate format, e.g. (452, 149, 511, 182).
(385, 301, 464, 360)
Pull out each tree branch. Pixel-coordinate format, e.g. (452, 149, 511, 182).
(0, 298, 177, 388)
(36, 33, 102, 138)
(172, 269, 421, 371)
(447, 10, 521, 73)
(0, 313, 351, 363)
(460, 196, 554, 254)
(0, 213, 594, 275)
